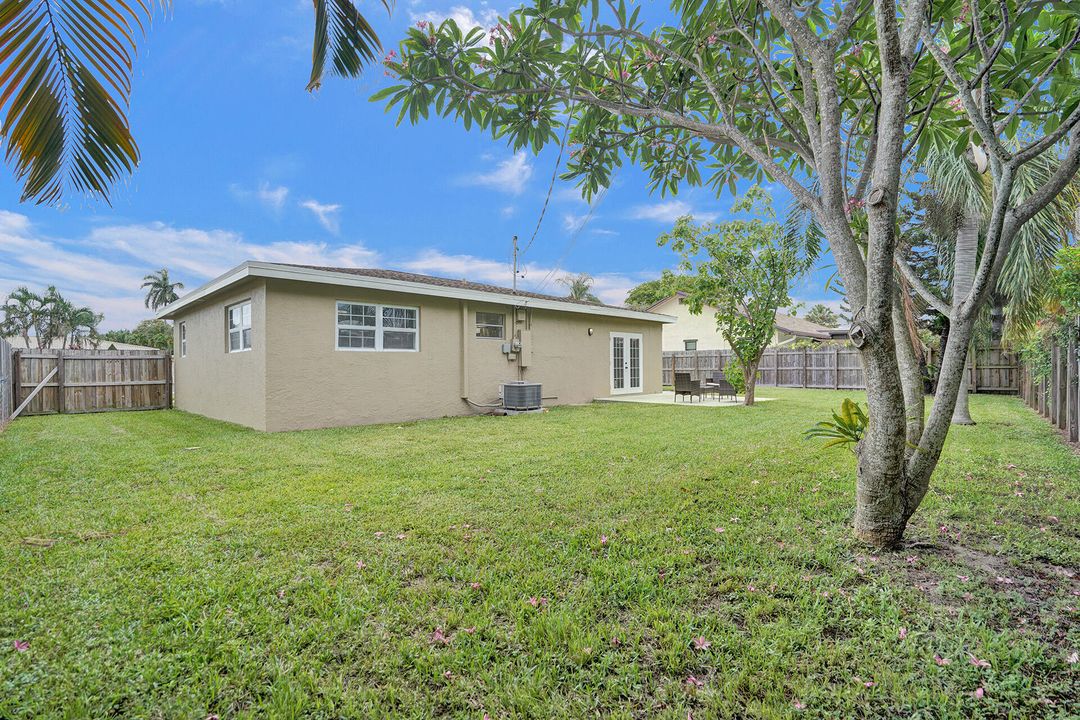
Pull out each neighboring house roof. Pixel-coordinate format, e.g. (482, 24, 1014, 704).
(4, 336, 157, 351)
(647, 292, 843, 339)
(158, 262, 676, 323)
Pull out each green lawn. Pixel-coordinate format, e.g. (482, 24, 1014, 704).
(1, 389, 1077, 719)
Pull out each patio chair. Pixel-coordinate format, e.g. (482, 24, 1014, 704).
(707, 372, 738, 402)
(674, 372, 702, 402)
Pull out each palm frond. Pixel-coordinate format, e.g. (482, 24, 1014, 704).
(307, 0, 392, 92)
(0, 0, 170, 205)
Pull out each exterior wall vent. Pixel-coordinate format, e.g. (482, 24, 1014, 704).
(502, 381, 542, 411)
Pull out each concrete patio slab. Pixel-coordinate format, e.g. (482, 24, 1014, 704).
(595, 391, 776, 406)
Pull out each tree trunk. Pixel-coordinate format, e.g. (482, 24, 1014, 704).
(854, 335, 914, 548)
(949, 211, 980, 425)
(742, 359, 758, 406)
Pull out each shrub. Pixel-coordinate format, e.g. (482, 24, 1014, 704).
(724, 363, 746, 394)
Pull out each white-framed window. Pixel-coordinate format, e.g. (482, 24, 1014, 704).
(684, 339, 698, 351)
(336, 301, 419, 351)
(476, 311, 505, 339)
(227, 301, 252, 353)
(179, 322, 187, 358)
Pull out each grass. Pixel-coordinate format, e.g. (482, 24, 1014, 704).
(0, 388, 1077, 719)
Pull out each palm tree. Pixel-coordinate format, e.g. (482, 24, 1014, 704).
(64, 306, 103, 348)
(558, 273, 601, 303)
(1, 287, 46, 347)
(906, 146, 1080, 424)
(0, 0, 391, 205)
(142, 269, 184, 310)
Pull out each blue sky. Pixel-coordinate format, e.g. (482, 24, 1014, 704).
(0, 0, 838, 330)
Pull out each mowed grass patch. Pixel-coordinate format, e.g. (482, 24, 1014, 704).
(0, 389, 1076, 719)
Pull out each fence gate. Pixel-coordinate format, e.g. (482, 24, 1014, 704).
(12, 349, 172, 417)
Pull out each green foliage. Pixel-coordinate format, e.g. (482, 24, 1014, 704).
(804, 303, 841, 328)
(557, 273, 601, 303)
(804, 399, 869, 452)
(723, 363, 745, 394)
(103, 319, 174, 351)
(625, 271, 696, 309)
(1, 286, 101, 349)
(1, 0, 388, 205)
(660, 188, 808, 377)
(2, 391, 1076, 717)
(141, 269, 185, 311)
(1054, 245, 1080, 315)
(376, 1, 1080, 204)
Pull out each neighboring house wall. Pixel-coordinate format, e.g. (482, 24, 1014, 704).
(258, 280, 663, 432)
(651, 296, 783, 351)
(172, 279, 268, 430)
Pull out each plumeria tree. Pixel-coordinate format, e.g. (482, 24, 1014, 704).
(662, 191, 806, 405)
(377, 1, 1080, 546)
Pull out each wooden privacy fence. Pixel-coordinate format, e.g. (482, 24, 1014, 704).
(12, 349, 172, 417)
(663, 344, 1019, 393)
(1019, 322, 1079, 444)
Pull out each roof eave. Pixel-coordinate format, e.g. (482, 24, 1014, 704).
(158, 262, 676, 324)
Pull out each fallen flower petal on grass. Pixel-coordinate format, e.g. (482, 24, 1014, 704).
(692, 636, 711, 650)
(973, 687, 985, 699)
(13, 640, 29, 652)
(430, 628, 451, 646)
(968, 653, 991, 668)
(356, 560, 366, 570)
(934, 655, 951, 666)
(685, 675, 704, 688)
(793, 701, 806, 710)
(898, 627, 908, 640)
(600, 534, 608, 545)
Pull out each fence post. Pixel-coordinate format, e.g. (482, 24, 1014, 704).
(833, 345, 840, 390)
(1068, 329, 1078, 443)
(56, 350, 65, 415)
(165, 352, 173, 410)
(971, 343, 977, 394)
(1058, 342, 1068, 430)
(11, 349, 20, 412)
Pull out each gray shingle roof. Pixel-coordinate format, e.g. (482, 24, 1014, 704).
(278, 264, 624, 310)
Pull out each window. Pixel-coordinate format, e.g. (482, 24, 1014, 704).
(179, 322, 187, 358)
(337, 301, 418, 351)
(227, 301, 252, 353)
(684, 339, 698, 351)
(475, 311, 505, 339)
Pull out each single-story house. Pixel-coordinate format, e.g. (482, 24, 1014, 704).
(4, 336, 159, 352)
(157, 262, 674, 431)
(648, 293, 846, 351)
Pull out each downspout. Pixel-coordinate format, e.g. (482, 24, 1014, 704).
(460, 301, 469, 400)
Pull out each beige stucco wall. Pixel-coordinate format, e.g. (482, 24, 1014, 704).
(652, 296, 782, 351)
(259, 279, 663, 431)
(172, 279, 268, 430)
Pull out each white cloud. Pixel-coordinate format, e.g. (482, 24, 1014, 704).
(397, 249, 653, 305)
(300, 199, 343, 233)
(230, 181, 290, 212)
(460, 151, 533, 195)
(0, 212, 379, 330)
(563, 212, 589, 233)
(500, 205, 516, 218)
(591, 228, 619, 236)
(410, 5, 499, 31)
(628, 200, 718, 223)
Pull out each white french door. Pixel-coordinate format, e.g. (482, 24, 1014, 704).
(610, 332, 643, 394)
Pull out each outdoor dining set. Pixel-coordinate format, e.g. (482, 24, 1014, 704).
(673, 372, 738, 402)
